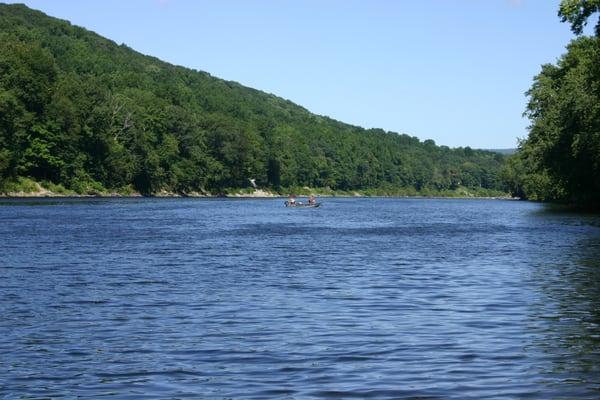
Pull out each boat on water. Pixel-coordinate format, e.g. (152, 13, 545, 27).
(284, 201, 321, 208)
(285, 194, 320, 207)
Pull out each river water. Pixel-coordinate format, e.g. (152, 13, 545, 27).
(1, 198, 599, 399)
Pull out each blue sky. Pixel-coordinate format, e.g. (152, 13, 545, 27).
(5, 0, 582, 148)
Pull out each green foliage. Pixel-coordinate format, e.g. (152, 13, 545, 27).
(0, 4, 508, 196)
(559, 0, 600, 35)
(0, 176, 39, 194)
(511, 35, 600, 206)
(41, 180, 75, 195)
(508, 2, 600, 208)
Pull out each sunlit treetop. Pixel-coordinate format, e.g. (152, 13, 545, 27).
(559, 0, 600, 35)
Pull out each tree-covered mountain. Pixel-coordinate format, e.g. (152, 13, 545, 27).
(0, 3, 506, 195)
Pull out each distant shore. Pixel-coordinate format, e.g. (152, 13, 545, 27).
(0, 187, 515, 201)
(0, 178, 515, 200)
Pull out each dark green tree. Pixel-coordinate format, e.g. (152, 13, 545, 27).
(559, 0, 600, 35)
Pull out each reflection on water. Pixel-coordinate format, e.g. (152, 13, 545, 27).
(529, 230, 600, 392)
(0, 198, 599, 398)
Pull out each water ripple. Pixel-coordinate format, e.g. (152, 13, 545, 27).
(1, 198, 600, 398)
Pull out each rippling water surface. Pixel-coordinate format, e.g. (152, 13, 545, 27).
(1, 198, 600, 399)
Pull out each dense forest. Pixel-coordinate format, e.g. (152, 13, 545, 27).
(0, 4, 507, 196)
(502, 0, 600, 208)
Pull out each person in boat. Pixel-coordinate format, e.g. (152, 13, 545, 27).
(308, 195, 316, 205)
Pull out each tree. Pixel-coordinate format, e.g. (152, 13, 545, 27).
(503, 2, 600, 207)
(517, 36, 600, 205)
(559, 0, 600, 36)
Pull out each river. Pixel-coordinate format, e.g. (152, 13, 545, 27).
(1, 198, 599, 398)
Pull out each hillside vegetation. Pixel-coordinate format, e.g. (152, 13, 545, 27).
(0, 4, 506, 196)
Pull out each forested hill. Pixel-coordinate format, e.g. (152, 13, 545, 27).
(0, 3, 506, 195)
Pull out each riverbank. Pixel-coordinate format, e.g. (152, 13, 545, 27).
(0, 177, 513, 199)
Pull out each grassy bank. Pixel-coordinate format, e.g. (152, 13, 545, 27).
(0, 177, 138, 197)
